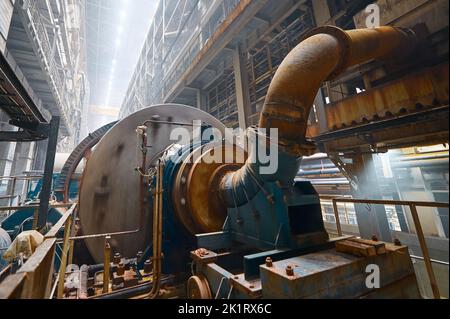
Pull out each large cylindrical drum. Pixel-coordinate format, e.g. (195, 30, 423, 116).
(78, 105, 226, 263)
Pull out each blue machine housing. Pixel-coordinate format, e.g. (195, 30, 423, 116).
(193, 178, 331, 286)
(225, 181, 326, 252)
(145, 122, 331, 285)
(160, 143, 198, 274)
(190, 173, 418, 299)
(143, 139, 212, 274)
(1, 173, 74, 241)
(0, 172, 77, 270)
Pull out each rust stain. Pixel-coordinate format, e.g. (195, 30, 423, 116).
(325, 64, 449, 131)
(306, 123, 319, 138)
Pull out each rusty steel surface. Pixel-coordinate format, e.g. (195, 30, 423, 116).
(316, 105, 449, 153)
(79, 104, 226, 263)
(187, 275, 212, 299)
(260, 246, 420, 298)
(306, 123, 320, 138)
(335, 27, 417, 77)
(230, 273, 262, 298)
(172, 142, 246, 234)
(259, 32, 342, 153)
(330, 197, 446, 298)
(258, 26, 418, 155)
(325, 64, 449, 131)
(220, 25, 419, 209)
(0, 50, 48, 126)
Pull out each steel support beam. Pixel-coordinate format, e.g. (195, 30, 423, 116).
(0, 118, 51, 142)
(312, 0, 332, 26)
(37, 116, 59, 230)
(0, 130, 47, 142)
(196, 89, 207, 110)
(233, 43, 252, 129)
(164, 0, 269, 102)
(314, 88, 328, 134)
(350, 153, 393, 243)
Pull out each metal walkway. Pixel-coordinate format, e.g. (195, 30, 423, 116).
(0, 49, 49, 142)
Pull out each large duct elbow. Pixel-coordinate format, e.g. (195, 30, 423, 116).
(259, 26, 417, 145)
(220, 26, 418, 207)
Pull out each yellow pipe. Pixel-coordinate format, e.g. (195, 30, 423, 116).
(103, 237, 111, 294)
(56, 215, 73, 299)
(147, 160, 164, 299)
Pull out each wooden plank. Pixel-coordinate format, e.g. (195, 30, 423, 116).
(44, 204, 76, 239)
(17, 238, 56, 299)
(348, 238, 386, 255)
(0, 263, 12, 282)
(0, 273, 27, 299)
(18, 238, 56, 273)
(56, 215, 73, 299)
(336, 240, 377, 257)
(385, 243, 409, 254)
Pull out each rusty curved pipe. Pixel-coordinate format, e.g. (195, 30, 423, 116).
(220, 26, 418, 207)
(259, 26, 417, 146)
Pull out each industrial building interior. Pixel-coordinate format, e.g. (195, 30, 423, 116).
(0, 0, 448, 300)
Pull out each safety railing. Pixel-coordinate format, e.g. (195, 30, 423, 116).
(0, 175, 43, 216)
(329, 197, 449, 299)
(50, 208, 141, 299)
(0, 203, 85, 298)
(1, 169, 149, 299)
(0, 202, 74, 231)
(0, 203, 76, 299)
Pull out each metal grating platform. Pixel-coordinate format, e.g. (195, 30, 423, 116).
(0, 49, 50, 142)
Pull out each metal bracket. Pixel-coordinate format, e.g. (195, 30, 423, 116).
(9, 119, 50, 135)
(190, 248, 218, 265)
(328, 153, 359, 191)
(37, 117, 60, 230)
(0, 119, 51, 142)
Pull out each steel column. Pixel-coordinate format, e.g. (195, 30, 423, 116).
(37, 116, 60, 230)
(314, 89, 328, 134)
(352, 153, 393, 242)
(233, 43, 252, 129)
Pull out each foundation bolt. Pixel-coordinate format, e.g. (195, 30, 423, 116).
(286, 265, 294, 276)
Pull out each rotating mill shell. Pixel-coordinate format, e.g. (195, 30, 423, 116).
(78, 104, 226, 263)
